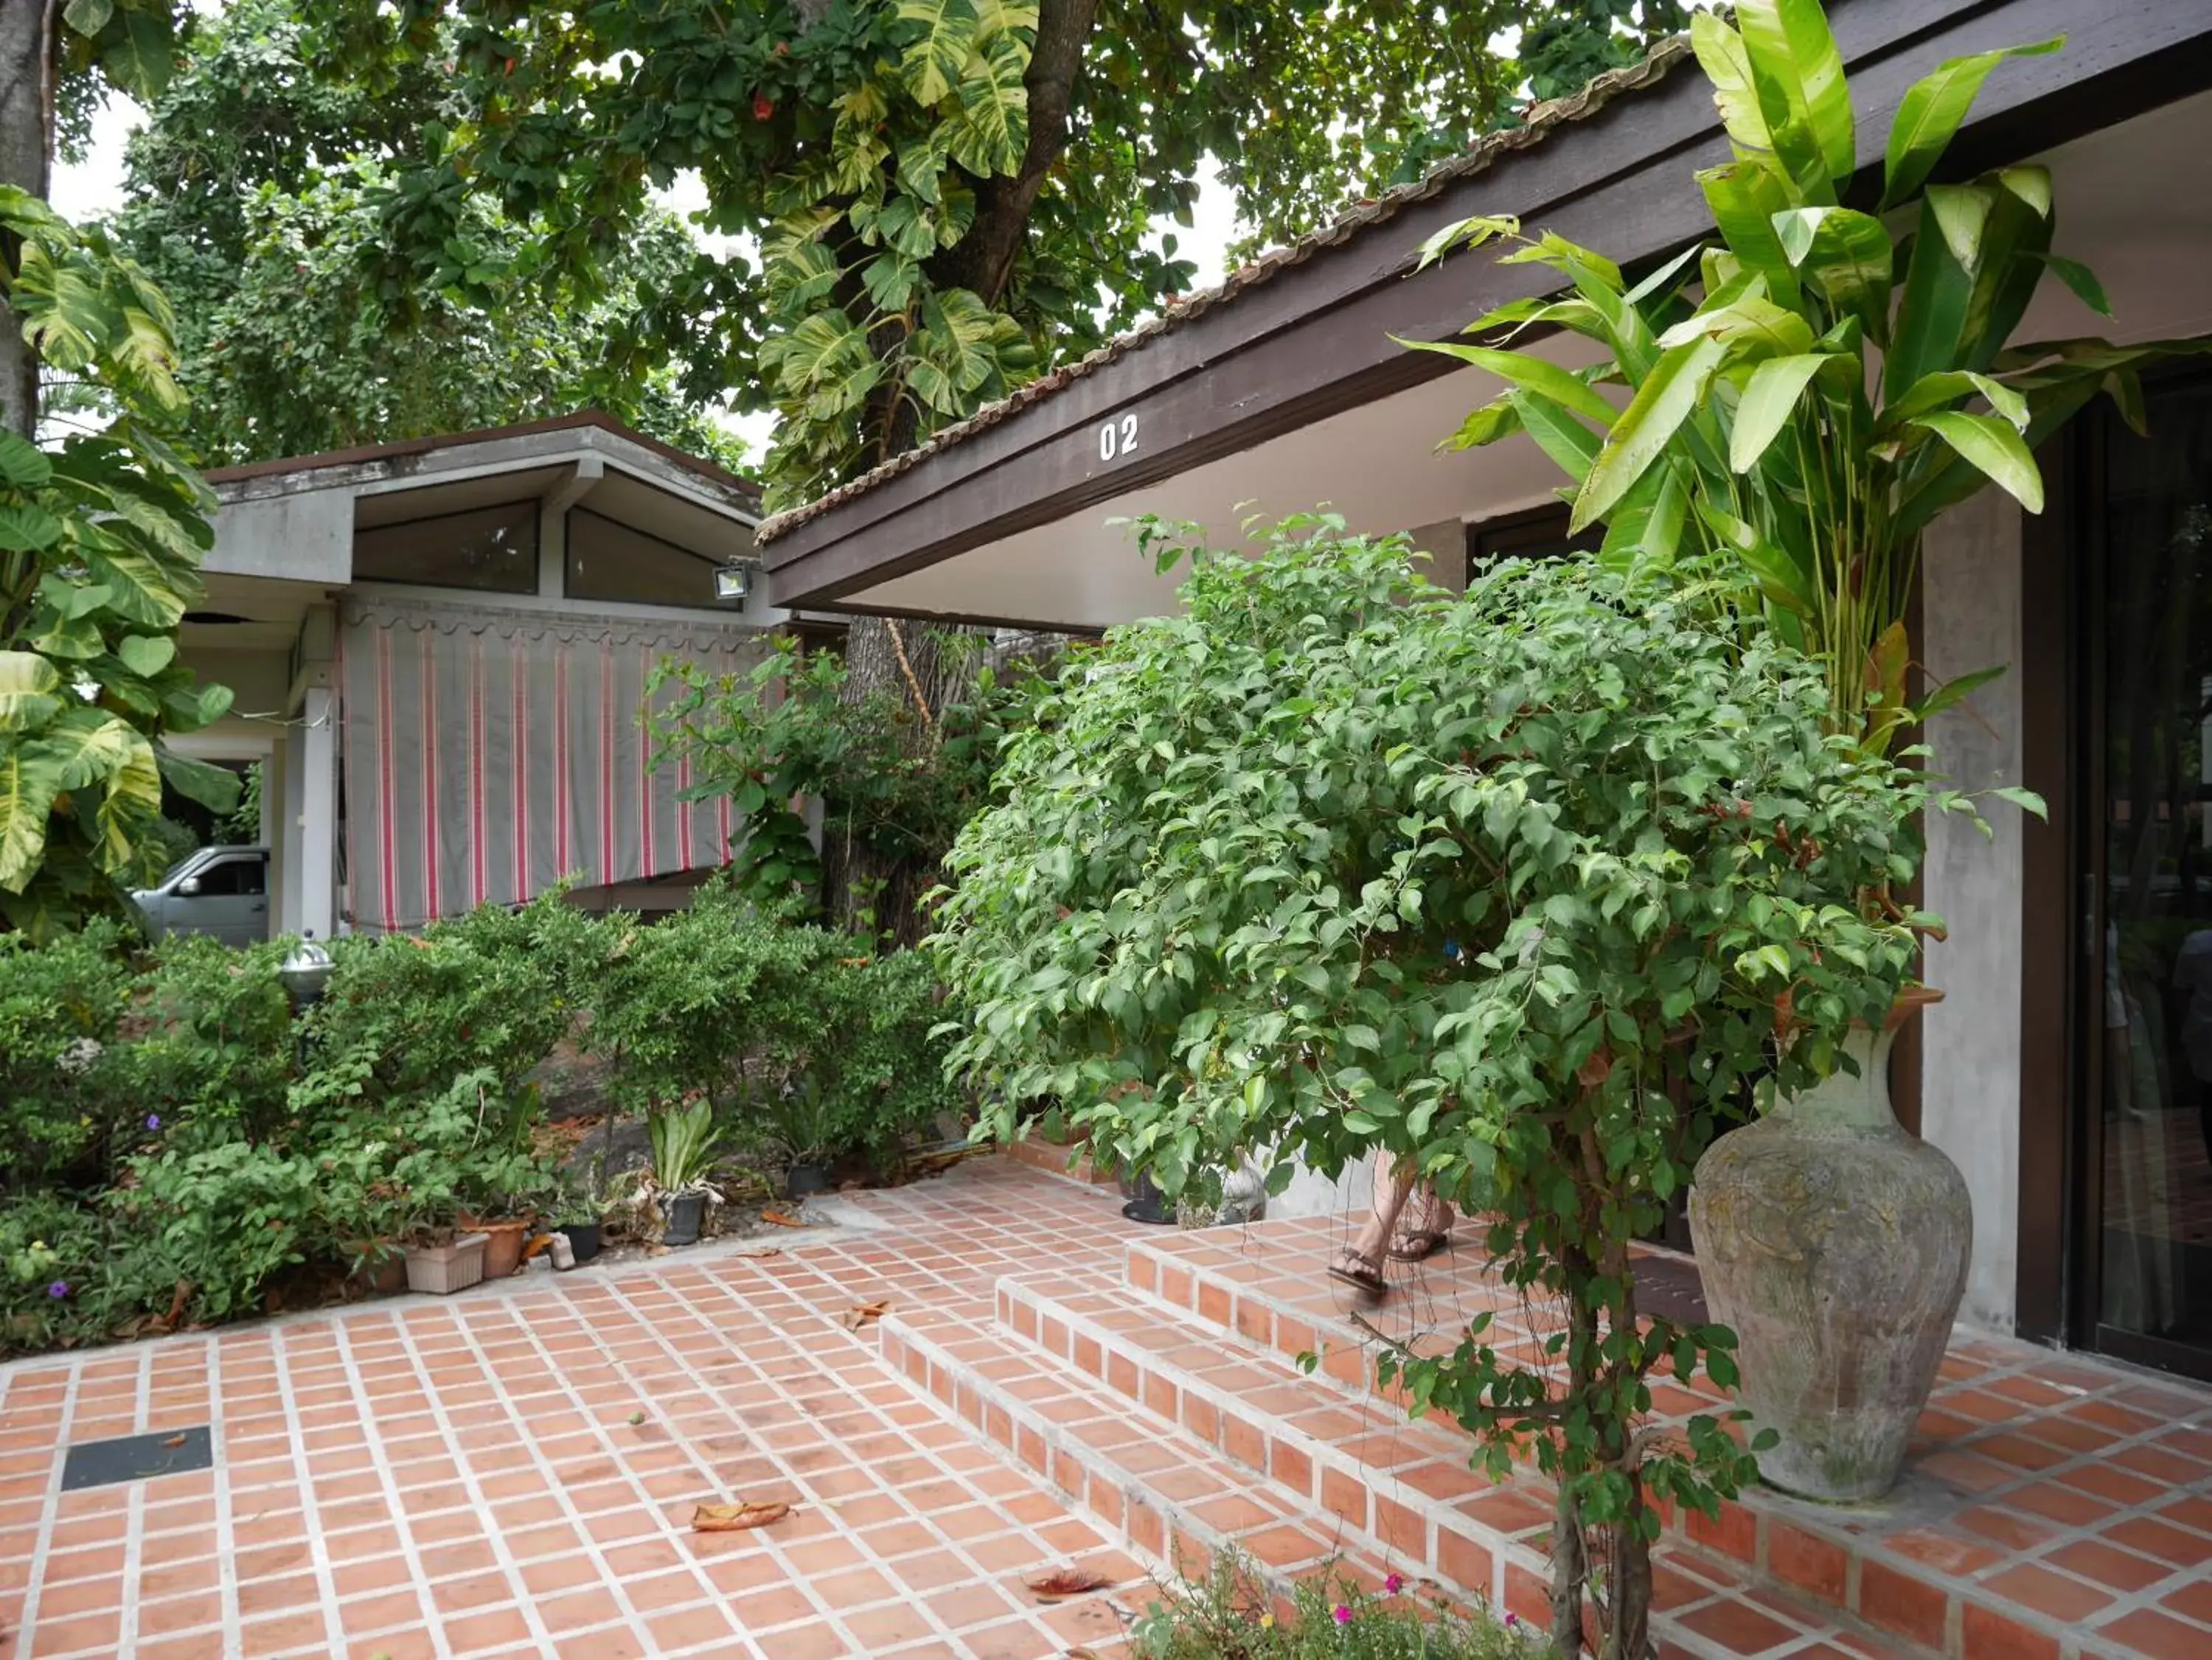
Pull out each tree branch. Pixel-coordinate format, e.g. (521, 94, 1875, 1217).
(928, 0, 1100, 305)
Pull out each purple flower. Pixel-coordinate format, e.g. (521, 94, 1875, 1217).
(145, 1114, 161, 1131)
(1504, 1612, 1520, 1628)
(46, 1282, 69, 1300)
(1384, 1572, 1403, 1595)
(1332, 1604, 1352, 1626)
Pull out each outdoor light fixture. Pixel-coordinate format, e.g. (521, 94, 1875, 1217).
(279, 933, 335, 1011)
(714, 561, 756, 603)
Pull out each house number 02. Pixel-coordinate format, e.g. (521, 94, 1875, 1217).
(1097, 414, 1138, 462)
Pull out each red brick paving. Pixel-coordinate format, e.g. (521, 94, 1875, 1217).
(0, 1157, 2206, 1659)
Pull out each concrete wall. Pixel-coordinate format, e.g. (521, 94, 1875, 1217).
(204, 491, 351, 585)
(1919, 488, 2028, 1332)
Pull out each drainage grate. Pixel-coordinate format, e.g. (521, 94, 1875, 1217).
(60, 1426, 214, 1491)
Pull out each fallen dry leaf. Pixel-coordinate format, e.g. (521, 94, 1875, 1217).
(758, 1209, 805, 1228)
(691, 1500, 792, 1532)
(160, 1434, 187, 1448)
(839, 1299, 891, 1331)
(1025, 1567, 1112, 1601)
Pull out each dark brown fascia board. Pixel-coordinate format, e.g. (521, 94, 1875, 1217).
(206, 410, 763, 507)
(801, 596, 1112, 638)
(767, 0, 2212, 612)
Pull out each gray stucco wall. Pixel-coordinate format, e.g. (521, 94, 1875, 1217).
(206, 491, 352, 585)
(1920, 487, 2027, 1332)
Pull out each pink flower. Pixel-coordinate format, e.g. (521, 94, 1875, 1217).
(1384, 1572, 1404, 1594)
(1505, 1612, 1520, 1628)
(1332, 1603, 1352, 1625)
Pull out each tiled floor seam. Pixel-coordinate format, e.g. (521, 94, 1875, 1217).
(272, 1326, 356, 1658)
(374, 1313, 563, 1658)
(209, 1339, 247, 1656)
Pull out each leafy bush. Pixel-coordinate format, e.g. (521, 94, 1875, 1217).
(935, 518, 1959, 1657)
(1133, 1551, 1545, 1659)
(0, 921, 136, 1190)
(123, 933, 294, 1150)
(117, 1142, 325, 1318)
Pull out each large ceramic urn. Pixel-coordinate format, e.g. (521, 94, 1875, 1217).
(1688, 1008, 1970, 1503)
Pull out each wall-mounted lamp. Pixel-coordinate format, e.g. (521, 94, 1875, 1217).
(714, 561, 757, 604)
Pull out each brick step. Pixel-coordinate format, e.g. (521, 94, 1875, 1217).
(875, 1303, 1406, 1615)
(998, 1272, 1934, 1660)
(1002, 1132, 1121, 1189)
(1127, 1224, 2115, 1660)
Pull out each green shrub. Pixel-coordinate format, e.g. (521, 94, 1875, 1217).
(0, 921, 136, 1190)
(123, 933, 294, 1150)
(117, 1142, 326, 1318)
(1133, 1551, 1545, 1659)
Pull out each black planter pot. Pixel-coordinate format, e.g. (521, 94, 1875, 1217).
(557, 1222, 601, 1264)
(662, 1191, 706, 1246)
(1119, 1170, 1173, 1226)
(785, 1162, 831, 1199)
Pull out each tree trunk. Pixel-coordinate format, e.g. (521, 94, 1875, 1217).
(822, 615, 981, 947)
(0, 0, 52, 440)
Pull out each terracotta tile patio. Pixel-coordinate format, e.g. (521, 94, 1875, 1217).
(0, 1154, 2206, 1659)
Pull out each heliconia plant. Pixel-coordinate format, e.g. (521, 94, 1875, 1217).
(1416, 0, 2204, 754)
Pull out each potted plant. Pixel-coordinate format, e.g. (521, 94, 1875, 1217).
(763, 1079, 839, 1199)
(1419, 0, 2200, 1502)
(645, 1098, 722, 1246)
(388, 1151, 487, 1295)
(553, 1168, 606, 1264)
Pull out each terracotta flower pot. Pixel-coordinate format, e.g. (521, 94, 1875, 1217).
(459, 1216, 529, 1280)
(1688, 994, 1968, 1502)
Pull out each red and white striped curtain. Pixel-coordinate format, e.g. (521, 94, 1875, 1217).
(338, 597, 762, 933)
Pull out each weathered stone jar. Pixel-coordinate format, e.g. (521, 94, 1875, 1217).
(1688, 1005, 1970, 1503)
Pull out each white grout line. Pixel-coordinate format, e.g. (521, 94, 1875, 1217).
(270, 1325, 354, 1656)
(208, 1336, 246, 1657)
(13, 1359, 83, 1660)
(336, 1310, 490, 1659)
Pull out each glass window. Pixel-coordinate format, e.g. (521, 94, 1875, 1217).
(354, 501, 539, 593)
(190, 857, 265, 897)
(565, 507, 731, 609)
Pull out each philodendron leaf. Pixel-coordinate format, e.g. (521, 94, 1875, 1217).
(0, 652, 63, 734)
(0, 428, 52, 489)
(894, 0, 981, 106)
(1910, 411, 2045, 513)
(157, 747, 244, 814)
(115, 634, 175, 677)
(0, 502, 63, 551)
(1882, 39, 2065, 210)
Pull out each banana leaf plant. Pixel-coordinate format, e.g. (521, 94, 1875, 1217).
(1416, 0, 2206, 756)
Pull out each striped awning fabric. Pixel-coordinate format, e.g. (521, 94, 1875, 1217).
(338, 596, 762, 933)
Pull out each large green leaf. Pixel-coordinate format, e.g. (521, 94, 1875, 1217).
(1881, 39, 2065, 210)
(1690, 13, 1774, 164)
(1596, 461, 1688, 576)
(1698, 163, 1802, 310)
(1881, 369, 2028, 434)
(157, 747, 243, 815)
(895, 0, 982, 106)
(947, 32, 1031, 178)
(1739, 0, 1854, 184)
(1773, 206, 1892, 344)
(92, 727, 161, 872)
(0, 428, 53, 489)
(0, 502, 63, 552)
(1731, 353, 1839, 472)
(84, 542, 190, 628)
(1731, 1, 1832, 200)
(0, 739, 63, 893)
(1910, 411, 2044, 513)
(1397, 340, 1616, 427)
(1885, 201, 1974, 402)
(1510, 392, 1602, 484)
(1441, 397, 1524, 453)
(1573, 332, 1731, 532)
(115, 634, 175, 677)
(0, 652, 63, 735)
